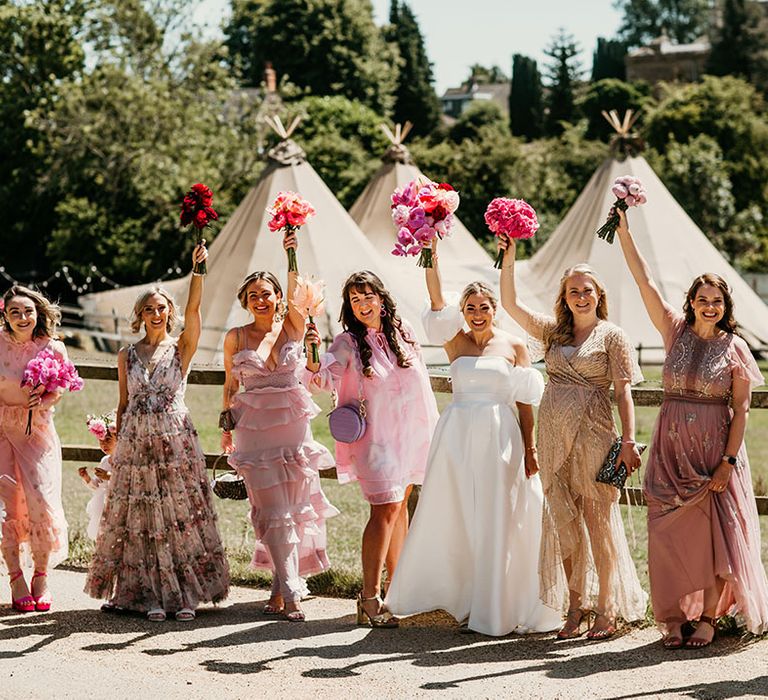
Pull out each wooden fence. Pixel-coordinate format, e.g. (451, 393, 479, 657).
(63, 361, 768, 516)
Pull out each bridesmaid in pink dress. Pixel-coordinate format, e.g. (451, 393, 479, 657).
(221, 233, 338, 622)
(303, 269, 439, 627)
(0, 286, 70, 613)
(616, 209, 768, 647)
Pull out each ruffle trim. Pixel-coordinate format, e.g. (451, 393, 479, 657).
(228, 442, 335, 489)
(231, 389, 320, 430)
(252, 546, 332, 578)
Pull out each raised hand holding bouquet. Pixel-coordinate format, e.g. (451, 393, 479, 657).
(267, 191, 316, 273)
(21, 348, 83, 435)
(293, 276, 326, 364)
(180, 183, 219, 274)
(484, 197, 539, 269)
(596, 176, 647, 244)
(390, 180, 460, 268)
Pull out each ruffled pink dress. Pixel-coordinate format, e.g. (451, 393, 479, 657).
(0, 331, 68, 568)
(228, 339, 338, 587)
(303, 323, 439, 505)
(645, 317, 768, 634)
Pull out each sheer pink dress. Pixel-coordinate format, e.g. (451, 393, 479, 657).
(0, 331, 68, 568)
(302, 322, 438, 505)
(645, 317, 768, 634)
(227, 334, 338, 600)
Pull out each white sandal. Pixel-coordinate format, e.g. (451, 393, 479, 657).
(147, 608, 166, 622)
(175, 608, 196, 621)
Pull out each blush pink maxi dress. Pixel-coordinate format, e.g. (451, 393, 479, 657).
(645, 317, 768, 634)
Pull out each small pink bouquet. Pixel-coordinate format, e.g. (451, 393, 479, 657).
(390, 180, 460, 268)
(86, 412, 116, 441)
(21, 348, 84, 435)
(596, 176, 648, 244)
(292, 276, 325, 364)
(180, 182, 219, 274)
(484, 198, 539, 269)
(267, 191, 316, 273)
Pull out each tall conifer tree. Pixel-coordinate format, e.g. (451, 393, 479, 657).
(509, 54, 543, 140)
(544, 30, 582, 136)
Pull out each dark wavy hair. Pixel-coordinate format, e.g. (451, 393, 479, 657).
(1, 285, 61, 339)
(340, 271, 414, 377)
(683, 273, 738, 335)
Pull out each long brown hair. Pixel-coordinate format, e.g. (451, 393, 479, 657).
(683, 273, 738, 334)
(1, 285, 61, 339)
(545, 265, 609, 350)
(340, 271, 414, 377)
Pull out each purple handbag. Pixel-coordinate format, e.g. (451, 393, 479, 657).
(328, 370, 367, 443)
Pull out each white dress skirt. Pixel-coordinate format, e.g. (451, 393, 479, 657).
(385, 303, 561, 636)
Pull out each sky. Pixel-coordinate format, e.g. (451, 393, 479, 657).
(194, 0, 624, 93)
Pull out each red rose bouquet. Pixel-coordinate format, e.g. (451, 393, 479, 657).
(180, 183, 219, 274)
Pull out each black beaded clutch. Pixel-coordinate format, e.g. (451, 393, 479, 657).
(596, 438, 647, 490)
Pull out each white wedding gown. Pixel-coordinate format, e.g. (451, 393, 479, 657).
(385, 304, 561, 636)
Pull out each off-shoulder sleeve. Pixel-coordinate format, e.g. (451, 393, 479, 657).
(300, 333, 354, 393)
(507, 366, 545, 406)
(422, 294, 463, 345)
(730, 336, 764, 390)
(605, 325, 643, 386)
(526, 311, 555, 363)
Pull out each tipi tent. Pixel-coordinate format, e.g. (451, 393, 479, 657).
(81, 123, 430, 363)
(350, 123, 496, 292)
(516, 154, 768, 357)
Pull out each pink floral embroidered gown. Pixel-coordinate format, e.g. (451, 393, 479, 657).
(85, 340, 230, 613)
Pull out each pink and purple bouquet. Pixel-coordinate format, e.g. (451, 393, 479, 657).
(86, 412, 116, 441)
(267, 191, 316, 273)
(484, 198, 539, 269)
(180, 183, 219, 274)
(21, 348, 84, 435)
(596, 176, 648, 244)
(292, 276, 326, 364)
(390, 180, 460, 268)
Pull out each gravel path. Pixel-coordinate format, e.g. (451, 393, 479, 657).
(1, 569, 766, 699)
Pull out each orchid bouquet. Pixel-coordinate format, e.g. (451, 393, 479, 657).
(180, 183, 219, 274)
(292, 276, 326, 364)
(267, 191, 316, 273)
(484, 198, 540, 269)
(596, 176, 648, 244)
(390, 180, 460, 268)
(86, 412, 116, 441)
(21, 348, 83, 435)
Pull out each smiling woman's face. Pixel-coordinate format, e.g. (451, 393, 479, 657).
(462, 293, 494, 333)
(4, 295, 37, 338)
(347, 284, 383, 329)
(140, 293, 170, 332)
(244, 279, 280, 321)
(690, 283, 725, 327)
(563, 273, 600, 320)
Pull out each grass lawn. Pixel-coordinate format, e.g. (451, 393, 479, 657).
(56, 352, 768, 598)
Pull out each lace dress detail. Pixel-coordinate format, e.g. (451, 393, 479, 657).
(645, 317, 768, 634)
(85, 341, 230, 612)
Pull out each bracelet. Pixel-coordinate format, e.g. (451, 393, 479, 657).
(621, 439, 636, 445)
(525, 446, 538, 452)
(192, 271, 206, 277)
(221, 430, 231, 435)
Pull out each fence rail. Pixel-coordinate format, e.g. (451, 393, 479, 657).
(65, 361, 768, 515)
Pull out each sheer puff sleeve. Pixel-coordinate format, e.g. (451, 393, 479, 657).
(730, 336, 765, 390)
(605, 324, 644, 386)
(422, 293, 464, 346)
(300, 332, 355, 393)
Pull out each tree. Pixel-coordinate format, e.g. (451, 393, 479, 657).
(225, 0, 398, 115)
(385, 1, 441, 136)
(707, 0, 768, 92)
(577, 79, 653, 140)
(591, 37, 627, 81)
(467, 64, 509, 84)
(509, 54, 543, 140)
(543, 30, 582, 137)
(448, 101, 508, 143)
(614, 0, 711, 47)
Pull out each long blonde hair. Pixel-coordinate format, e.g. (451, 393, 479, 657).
(1, 285, 61, 339)
(545, 265, 608, 350)
(130, 286, 180, 334)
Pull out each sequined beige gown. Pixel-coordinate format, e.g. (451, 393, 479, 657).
(530, 317, 647, 620)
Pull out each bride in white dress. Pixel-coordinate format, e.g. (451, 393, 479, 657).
(384, 242, 561, 636)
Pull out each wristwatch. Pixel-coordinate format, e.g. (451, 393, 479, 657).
(722, 454, 737, 466)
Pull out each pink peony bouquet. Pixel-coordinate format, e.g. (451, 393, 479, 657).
(86, 412, 116, 441)
(596, 175, 648, 244)
(21, 348, 84, 435)
(267, 191, 316, 273)
(180, 183, 219, 275)
(390, 180, 460, 268)
(484, 198, 540, 269)
(292, 276, 326, 364)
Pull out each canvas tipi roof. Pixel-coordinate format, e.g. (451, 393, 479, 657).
(516, 154, 768, 355)
(81, 124, 430, 363)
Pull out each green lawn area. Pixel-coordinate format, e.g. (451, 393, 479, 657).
(55, 352, 768, 598)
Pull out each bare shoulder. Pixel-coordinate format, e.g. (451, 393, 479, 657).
(223, 327, 240, 349)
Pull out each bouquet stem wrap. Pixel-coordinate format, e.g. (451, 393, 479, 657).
(308, 314, 320, 364)
(595, 199, 629, 245)
(285, 226, 298, 273)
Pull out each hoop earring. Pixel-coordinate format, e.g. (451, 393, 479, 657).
(380, 307, 387, 318)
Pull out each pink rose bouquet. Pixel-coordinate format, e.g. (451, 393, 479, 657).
(180, 182, 219, 274)
(21, 348, 84, 435)
(267, 191, 316, 273)
(292, 276, 326, 364)
(484, 197, 540, 269)
(390, 180, 460, 268)
(596, 175, 648, 244)
(86, 412, 116, 441)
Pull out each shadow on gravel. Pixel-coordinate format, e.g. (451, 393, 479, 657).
(605, 674, 768, 699)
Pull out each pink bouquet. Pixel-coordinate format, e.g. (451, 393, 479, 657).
(267, 191, 316, 273)
(292, 276, 326, 364)
(21, 348, 84, 435)
(484, 198, 539, 269)
(596, 175, 648, 244)
(390, 180, 460, 268)
(180, 183, 219, 274)
(86, 412, 116, 441)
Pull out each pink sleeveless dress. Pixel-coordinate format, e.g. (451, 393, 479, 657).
(228, 339, 338, 577)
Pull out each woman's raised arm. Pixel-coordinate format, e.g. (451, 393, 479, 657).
(498, 237, 543, 338)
